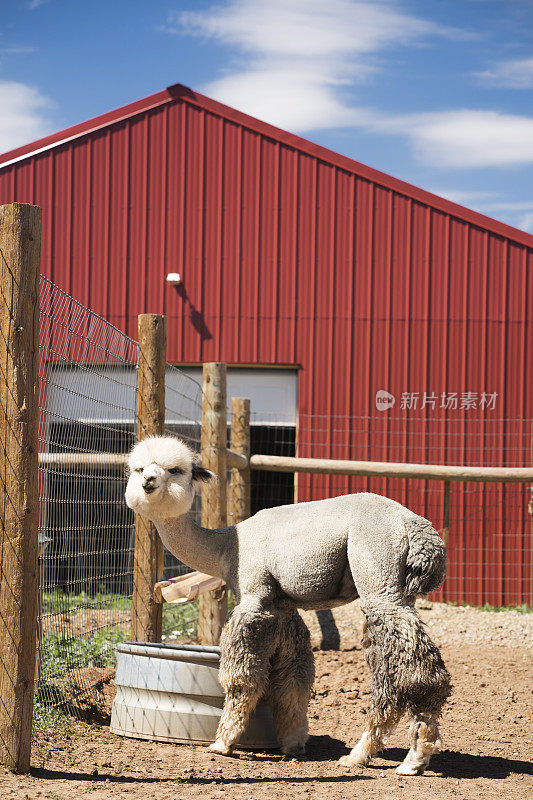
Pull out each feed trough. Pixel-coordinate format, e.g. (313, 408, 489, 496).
(110, 641, 279, 748)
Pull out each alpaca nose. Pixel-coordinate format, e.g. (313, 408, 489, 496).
(143, 475, 157, 494)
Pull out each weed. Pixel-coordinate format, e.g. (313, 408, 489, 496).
(42, 589, 131, 616)
(35, 592, 201, 725)
(444, 601, 531, 613)
(162, 600, 199, 640)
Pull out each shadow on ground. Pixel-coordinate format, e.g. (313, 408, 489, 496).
(31, 767, 368, 786)
(380, 747, 533, 779)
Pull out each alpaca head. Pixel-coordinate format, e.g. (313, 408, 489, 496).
(125, 436, 214, 521)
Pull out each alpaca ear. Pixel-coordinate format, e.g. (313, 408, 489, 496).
(192, 464, 215, 485)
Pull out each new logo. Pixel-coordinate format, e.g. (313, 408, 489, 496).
(375, 390, 396, 411)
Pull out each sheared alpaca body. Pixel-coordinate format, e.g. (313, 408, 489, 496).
(126, 436, 451, 776)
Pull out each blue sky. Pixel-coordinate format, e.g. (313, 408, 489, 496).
(2, 0, 533, 232)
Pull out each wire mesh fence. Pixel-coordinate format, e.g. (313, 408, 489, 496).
(253, 413, 532, 607)
(37, 276, 138, 720)
(2, 250, 531, 742)
(161, 364, 203, 642)
(36, 278, 203, 722)
(28, 300, 533, 729)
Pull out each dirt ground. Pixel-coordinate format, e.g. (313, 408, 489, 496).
(1, 602, 532, 800)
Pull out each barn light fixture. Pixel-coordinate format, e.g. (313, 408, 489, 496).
(166, 272, 182, 286)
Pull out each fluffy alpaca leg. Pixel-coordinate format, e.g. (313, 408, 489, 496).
(266, 611, 315, 756)
(396, 716, 443, 775)
(340, 602, 451, 773)
(268, 685, 310, 756)
(338, 711, 400, 767)
(210, 601, 280, 755)
(338, 617, 401, 767)
(210, 688, 262, 755)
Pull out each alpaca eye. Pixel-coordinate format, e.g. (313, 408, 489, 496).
(135, 468, 143, 473)
(168, 467, 183, 475)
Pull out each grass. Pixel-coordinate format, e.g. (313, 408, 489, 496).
(445, 601, 531, 613)
(42, 589, 131, 615)
(38, 596, 201, 681)
(39, 626, 128, 680)
(35, 590, 201, 725)
(162, 600, 199, 640)
(476, 602, 531, 613)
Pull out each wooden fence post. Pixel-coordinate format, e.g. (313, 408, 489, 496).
(131, 314, 166, 643)
(198, 363, 228, 645)
(0, 203, 41, 773)
(230, 398, 251, 525)
(442, 480, 451, 548)
(530, 423, 533, 606)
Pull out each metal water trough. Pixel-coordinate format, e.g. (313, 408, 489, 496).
(110, 642, 279, 748)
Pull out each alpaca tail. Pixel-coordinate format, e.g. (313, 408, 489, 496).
(404, 517, 447, 598)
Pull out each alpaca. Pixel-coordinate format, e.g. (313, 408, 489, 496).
(125, 436, 451, 775)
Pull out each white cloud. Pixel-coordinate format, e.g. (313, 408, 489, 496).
(176, 0, 446, 58)
(0, 81, 53, 155)
(162, 0, 462, 132)
(203, 67, 371, 130)
(516, 212, 533, 231)
(0, 46, 35, 55)
(164, 1, 533, 172)
(398, 110, 533, 168)
(367, 109, 533, 168)
(413, 190, 533, 232)
(476, 56, 533, 88)
(484, 201, 533, 212)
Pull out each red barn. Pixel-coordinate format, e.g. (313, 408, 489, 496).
(1, 83, 532, 605)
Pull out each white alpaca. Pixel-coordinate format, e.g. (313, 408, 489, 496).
(126, 436, 451, 775)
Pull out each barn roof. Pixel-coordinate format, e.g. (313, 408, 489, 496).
(1, 82, 532, 249)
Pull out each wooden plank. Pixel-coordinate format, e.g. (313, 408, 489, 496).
(227, 448, 248, 471)
(198, 362, 228, 644)
(131, 314, 166, 643)
(154, 572, 225, 604)
(0, 203, 41, 773)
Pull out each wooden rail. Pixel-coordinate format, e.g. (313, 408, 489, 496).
(39, 447, 247, 471)
(38, 451, 533, 483)
(227, 448, 248, 471)
(249, 454, 533, 483)
(39, 452, 128, 468)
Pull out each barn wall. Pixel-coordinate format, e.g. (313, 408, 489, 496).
(1, 88, 532, 605)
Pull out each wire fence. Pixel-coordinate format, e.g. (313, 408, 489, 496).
(253, 413, 532, 608)
(4, 267, 531, 732)
(3, 205, 525, 770)
(30, 293, 533, 727)
(161, 364, 203, 643)
(36, 277, 203, 723)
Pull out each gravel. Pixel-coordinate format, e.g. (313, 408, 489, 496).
(300, 599, 532, 651)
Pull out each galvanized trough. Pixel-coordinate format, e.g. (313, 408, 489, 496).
(110, 642, 279, 749)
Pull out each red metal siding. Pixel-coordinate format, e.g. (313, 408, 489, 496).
(1, 85, 532, 605)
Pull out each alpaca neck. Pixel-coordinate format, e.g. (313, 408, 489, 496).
(154, 513, 234, 579)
